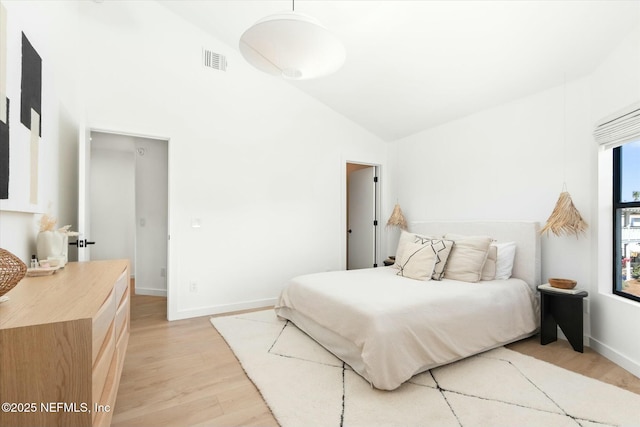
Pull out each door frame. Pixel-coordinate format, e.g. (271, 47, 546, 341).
(79, 126, 171, 312)
(342, 160, 381, 270)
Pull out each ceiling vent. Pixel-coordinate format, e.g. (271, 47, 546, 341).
(202, 48, 227, 71)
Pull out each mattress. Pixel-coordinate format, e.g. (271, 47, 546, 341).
(275, 266, 539, 390)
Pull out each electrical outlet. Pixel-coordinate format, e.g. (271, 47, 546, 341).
(189, 282, 197, 293)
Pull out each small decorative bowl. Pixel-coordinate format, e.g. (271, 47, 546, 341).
(549, 278, 577, 289)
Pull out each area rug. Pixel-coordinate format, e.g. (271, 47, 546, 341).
(210, 310, 640, 427)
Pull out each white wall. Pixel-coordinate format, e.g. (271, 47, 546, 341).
(90, 137, 136, 272)
(7, 2, 636, 380)
(392, 24, 640, 378)
(590, 25, 640, 377)
(134, 137, 168, 297)
(70, 1, 388, 319)
(0, 1, 388, 320)
(393, 77, 594, 286)
(0, 0, 79, 263)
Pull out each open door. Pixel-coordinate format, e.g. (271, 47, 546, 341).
(347, 165, 378, 269)
(77, 128, 170, 302)
(74, 125, 93, 261)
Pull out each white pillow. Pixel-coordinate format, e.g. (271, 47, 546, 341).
(443, 234, 492, 283)
(481, 245, 497, 281)
(396, 241, 437, 281)
(494, 241, 517, 280)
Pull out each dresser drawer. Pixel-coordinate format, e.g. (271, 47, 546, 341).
(92, 323, 115, 416)
(92, 290, 116, 365)
(116, 321, 129, 372)
(93, 348, 118, 426)
(0, 260, 130, 427)
(115, 293, 129, 340)
(114, 269, 129, 306)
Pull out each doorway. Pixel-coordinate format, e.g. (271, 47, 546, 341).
(82, 130, 169, 296)
(346, 162, 380, 270)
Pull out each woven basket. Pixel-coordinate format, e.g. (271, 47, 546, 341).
(549, 278, 577, 290)
(0, 248, 27, 296)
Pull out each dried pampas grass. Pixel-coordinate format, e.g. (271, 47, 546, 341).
(39, 214, 57, 232)
(38, 214, 80, 236)
(541, 191, 588, 237)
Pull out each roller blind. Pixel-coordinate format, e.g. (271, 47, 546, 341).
(594, 106, 640, 149)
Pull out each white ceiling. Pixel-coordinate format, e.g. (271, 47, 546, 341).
(160, 0, 640, 142)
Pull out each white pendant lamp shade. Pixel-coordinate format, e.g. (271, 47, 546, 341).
(239, 12, 345, 80)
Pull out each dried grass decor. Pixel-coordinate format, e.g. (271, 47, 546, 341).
(0, 248, 27, 296)
(540, 191, 588, 238)
(386, 204, 408, 230)
(39, 213, 58, 232)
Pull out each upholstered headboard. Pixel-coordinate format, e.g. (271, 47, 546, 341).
(409, 221, 541, 288)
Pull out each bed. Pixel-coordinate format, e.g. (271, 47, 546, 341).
(275, 221, 541, 391)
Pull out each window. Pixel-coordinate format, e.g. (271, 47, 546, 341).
(613, 140, 640, 302)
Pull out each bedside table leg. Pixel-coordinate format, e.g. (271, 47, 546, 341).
(539, 292, 584, 352)
(557, 298, 584, 353)
(540, 293, 557, 345)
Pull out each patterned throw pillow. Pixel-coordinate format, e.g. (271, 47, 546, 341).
(414, 236, 454, 281)
(393, 230, 419, 269)
(395, 241, 437, 281)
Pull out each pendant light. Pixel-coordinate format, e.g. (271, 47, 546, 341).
(541, 77, 588, 238)
(386, 204, 408, 230)
(239, 0, 345, 80)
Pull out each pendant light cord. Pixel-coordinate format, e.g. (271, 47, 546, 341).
(293, 0, 295, 12)
(563, 73, 567, 188)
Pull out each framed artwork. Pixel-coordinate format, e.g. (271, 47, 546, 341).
(0, 0, 45, 214)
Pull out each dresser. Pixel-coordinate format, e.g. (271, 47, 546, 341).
(0, 260, 130, 427)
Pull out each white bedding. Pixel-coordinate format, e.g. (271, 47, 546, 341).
(275, 266, 539, 390)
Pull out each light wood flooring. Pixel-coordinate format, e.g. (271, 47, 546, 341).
(112, 295, 640, 427)
(111, 295, 278, 427)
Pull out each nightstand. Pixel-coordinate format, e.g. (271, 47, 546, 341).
(538, 285, 588, 353)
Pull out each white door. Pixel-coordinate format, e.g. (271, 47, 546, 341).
(347, 166, 376, 269)
(76, 125, 92, 261)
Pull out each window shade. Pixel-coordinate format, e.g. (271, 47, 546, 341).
(594, 106, 640, 149)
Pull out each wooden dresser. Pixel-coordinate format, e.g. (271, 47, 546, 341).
(0, 260, 130, 427)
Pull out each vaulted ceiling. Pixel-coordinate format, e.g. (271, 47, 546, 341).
(160, 0, 640, 141)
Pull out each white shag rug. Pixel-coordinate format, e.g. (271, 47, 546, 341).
(210, 310, 640, 427)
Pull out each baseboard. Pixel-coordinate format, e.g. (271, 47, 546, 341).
(555, 329, 592, 349)
(170, 297, 277, 321)
(589, 337, 640, 379)
(135, 287, 167, 297)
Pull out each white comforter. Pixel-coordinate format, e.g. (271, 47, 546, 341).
(275, 267, 539, 390)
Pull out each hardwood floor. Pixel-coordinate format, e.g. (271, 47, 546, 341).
(507, 336, 640, 395)
(111, 295, 278, 427)
(112, 295, 640, 426)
